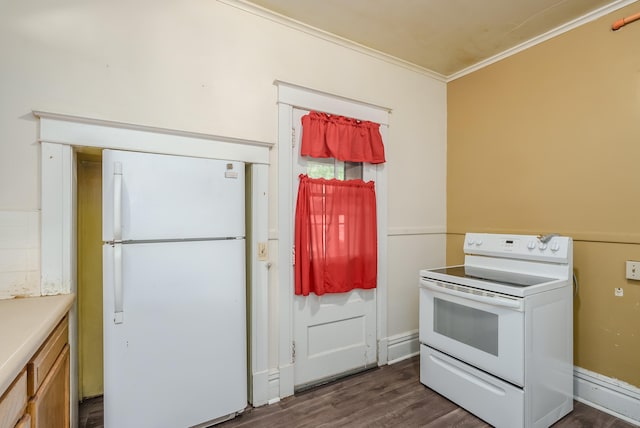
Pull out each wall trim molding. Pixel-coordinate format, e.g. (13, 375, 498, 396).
(267, 369, 280, 405)
(388, 227, 446, 237)
(220, 0, 636, 83)
(34, 110, 272, 165)
(386, 330, 419, 364)
(218, 0, 446, 82)
(259, 332, 640, 426)
(447, 0, 638, 81)
(446, 229, 640, 245)
(574, 366, 640, 425)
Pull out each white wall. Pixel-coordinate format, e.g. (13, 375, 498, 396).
(0, 0, 446, 364)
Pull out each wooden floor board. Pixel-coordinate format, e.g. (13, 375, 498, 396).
(79, 356, 637, 427)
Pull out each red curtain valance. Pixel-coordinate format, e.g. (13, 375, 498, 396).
(295, 174, 378, 296)
(301, 111, 386, 164)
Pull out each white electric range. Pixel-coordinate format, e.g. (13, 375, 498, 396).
(419, 232, 574, 428)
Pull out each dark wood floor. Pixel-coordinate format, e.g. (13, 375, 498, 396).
(79, 356, 637, 427)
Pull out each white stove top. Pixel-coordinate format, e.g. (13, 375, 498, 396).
(421, 233, 573, 297)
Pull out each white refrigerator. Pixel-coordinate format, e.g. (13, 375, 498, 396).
(102, 149, 247, 428)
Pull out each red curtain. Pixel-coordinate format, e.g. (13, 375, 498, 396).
(295, 174, 378, 296)
(301, 111, 386, 164)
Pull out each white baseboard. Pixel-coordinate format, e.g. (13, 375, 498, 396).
(386, 330, 419, 364)
(267, 369, 280, 405)
(251, 369, 270, 407)
(381, 333, 640, 426)
(574, 366, 640, 425)
(261, 333, 639, 427)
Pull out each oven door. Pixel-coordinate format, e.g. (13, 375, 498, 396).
(419, 279, 524, 386)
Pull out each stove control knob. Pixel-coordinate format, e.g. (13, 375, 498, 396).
(539, 242, 548, 250)
(527, 241, 536, 250)
(550, 242, 561, 252)
(475, 240, 483, 246)
(467, 238, 474, 246)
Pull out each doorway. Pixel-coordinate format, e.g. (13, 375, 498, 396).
(275, 81, 390, 398)
(291, 107, 377, 388)
(37, 111, 272, 427)
(76, 153, 103, 400)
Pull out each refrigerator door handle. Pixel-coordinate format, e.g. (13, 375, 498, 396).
(114, 162, 123, 241)
(113, 243, 124, 324)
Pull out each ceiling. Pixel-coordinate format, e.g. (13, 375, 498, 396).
(244, 0, 624, 77)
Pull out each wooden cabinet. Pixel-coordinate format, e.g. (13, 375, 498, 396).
(0, 315, 69, 428)
(27, 316, 69, 428)
(13, 414, 30, 428)
(0, 371, 27, 428)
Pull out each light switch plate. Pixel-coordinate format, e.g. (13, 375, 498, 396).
(257, 242, 268, 261)
(626, 261, 640, 280)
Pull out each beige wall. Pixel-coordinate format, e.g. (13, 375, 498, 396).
(0, 0, 446, 368)
(447, 2, 640, 387)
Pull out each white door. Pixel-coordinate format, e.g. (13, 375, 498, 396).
(292, 108, 377, 388)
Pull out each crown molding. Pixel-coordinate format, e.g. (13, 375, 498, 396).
(447, 0, 639, 81)
(217, 0, 447, 83)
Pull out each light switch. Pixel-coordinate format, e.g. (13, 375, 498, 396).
(257, 242, 268, 261)
(625, 261, 640, 280)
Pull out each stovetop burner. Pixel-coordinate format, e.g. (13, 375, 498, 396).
(429, 266, 555, 288)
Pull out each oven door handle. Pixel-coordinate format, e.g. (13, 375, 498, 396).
(421, 280, 523, 310)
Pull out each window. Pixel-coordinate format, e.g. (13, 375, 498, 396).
(306, 158, 363, 181)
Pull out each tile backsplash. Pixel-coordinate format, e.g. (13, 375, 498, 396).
(0, 211, 40, 299)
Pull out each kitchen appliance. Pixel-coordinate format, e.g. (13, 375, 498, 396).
(419, 233, 573, 428)
(102, 149, 247, 428)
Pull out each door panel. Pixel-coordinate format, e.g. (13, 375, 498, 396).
(102, 150, 245, 241)
(292, 108, 377, 387)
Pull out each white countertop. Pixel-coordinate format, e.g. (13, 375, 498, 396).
(0, 294, 75, 395)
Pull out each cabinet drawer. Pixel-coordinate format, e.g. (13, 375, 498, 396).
(27, 316, 68, 396)
(0, 370, 27, 428)
(28, 344, 70, 428)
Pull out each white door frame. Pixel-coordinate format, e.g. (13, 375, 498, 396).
(275, 81, 390, 398)
(36, 111, 273, 428)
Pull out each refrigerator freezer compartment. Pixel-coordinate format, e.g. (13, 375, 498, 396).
(103, 149, 245, 242)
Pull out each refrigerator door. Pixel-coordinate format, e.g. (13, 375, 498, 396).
(103, 150, 245, 242)
(103, 239, 247, 428)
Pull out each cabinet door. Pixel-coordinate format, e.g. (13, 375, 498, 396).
(28, 345, 69, 428)
(14, 414, 30, 428)
(0, 370, 26, 428)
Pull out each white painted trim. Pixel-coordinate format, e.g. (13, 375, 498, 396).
(218, 0, 446, 83)
(574, 366, 640, 425)
(249, 163, 270, 406)
(219, 0, 637, 82)
(447, 0, 638, 81)
(276, 101, 295, 399)
(41, 143, 74, 295)
(374, 131, 388, 366)
(37, 113, 271, 421)
(267, 369, 280, 404)
(386, 330, 420, 364)
(276, 81, 390, 395)
(275, 81, 391, 125)
(35, 111, 272, 165)
(387, 226, 447, 236)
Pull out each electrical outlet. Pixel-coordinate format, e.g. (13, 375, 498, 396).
(626, 261, 640, 280)
(615, 287, 624, 297)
